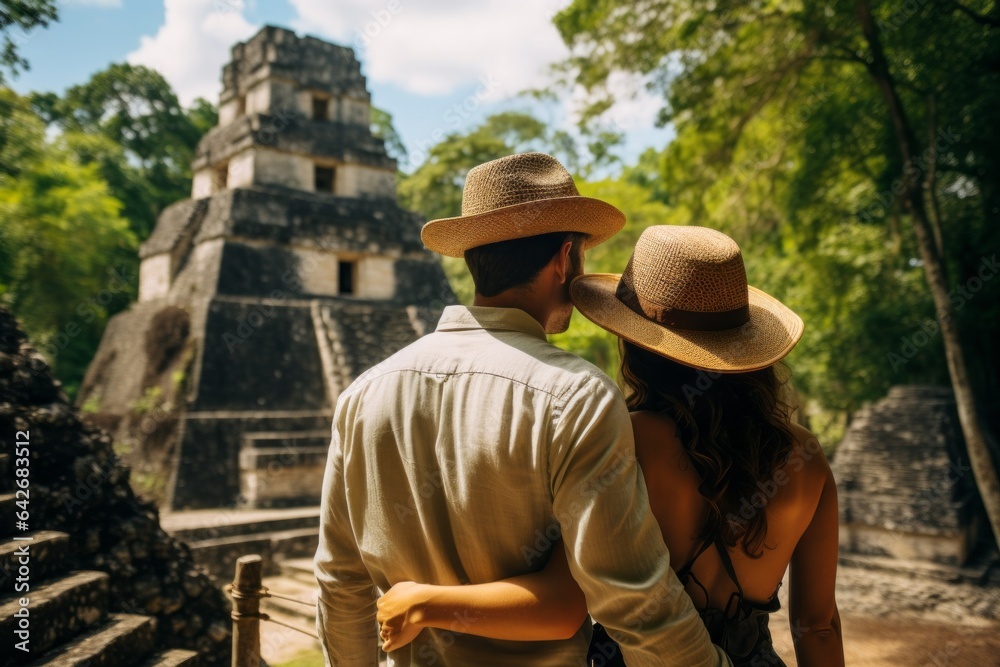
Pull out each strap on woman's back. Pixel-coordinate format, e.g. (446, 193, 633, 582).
(712, 537, 745, 599)
(676, 535, 715, 580)
(677, 534, 745, 596)
(677, 534, 747, 618)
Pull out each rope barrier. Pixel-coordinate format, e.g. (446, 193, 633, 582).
(226, 584, 317, 607)
(262, 615, 320, 639)
(265, 589, 317, 607)
(225, 583, 320, 639)
(228, 555, 324, 665)
(229, 609, 320, 639)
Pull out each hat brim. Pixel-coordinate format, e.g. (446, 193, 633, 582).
(571, 274, 804, 373)
(421, 196, 626, 258)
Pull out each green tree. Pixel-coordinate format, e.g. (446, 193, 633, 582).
(0, 0, 57, 83)
(33, 63, 216, 237)
(400, 110, 623, 221)
(0, 90, 136, 394)
(555, 0, 1000, 544)
(371, 106, 408, 164)
(186, 96, 218, 136)
(4, 65, 214, 395)
(0, 78, 41, 175)
(59, 131, 158, 243)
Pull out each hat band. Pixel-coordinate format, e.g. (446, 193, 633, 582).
(615, 279, 750, 332)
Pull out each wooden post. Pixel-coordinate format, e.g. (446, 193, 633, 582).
(231, 554, 263, 667)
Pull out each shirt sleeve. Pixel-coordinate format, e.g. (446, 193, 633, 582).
(549, 375, 731, 667)
(314, 408, 379, 666)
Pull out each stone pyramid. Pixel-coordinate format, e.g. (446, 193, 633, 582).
(78, 26, 455, 511)
(833, 385, 983, 566)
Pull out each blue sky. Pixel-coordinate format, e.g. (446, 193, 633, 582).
(11, 0, 672, 172)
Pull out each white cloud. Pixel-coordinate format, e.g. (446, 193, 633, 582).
(125, 0, 668, 159)
(288, 0, 665, 139)
(127, 0, 258, 106)
(288, 0, 570, 97)
(61, 0, 122, 7)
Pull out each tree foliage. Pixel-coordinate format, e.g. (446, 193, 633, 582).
(32, 63, 216, 237)
(371, 106, 408, 164)
(0, 0, 57, 83)
(399, 110, 623, 221)
(1, 64, 215, 395)
(553, 0, 1000, 434)
(0, 89, 136, 393)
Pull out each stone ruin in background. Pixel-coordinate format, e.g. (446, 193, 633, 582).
(0, 307, 231, 665)
(833, 384, 995, 580)
(78, 25, 456, 511)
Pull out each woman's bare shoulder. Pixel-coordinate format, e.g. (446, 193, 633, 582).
(782, 422, 835, 493)
(629, 410, 696, 477)
(630, 410, 681, 451)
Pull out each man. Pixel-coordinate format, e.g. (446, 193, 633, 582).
(315, 152, 729, 666)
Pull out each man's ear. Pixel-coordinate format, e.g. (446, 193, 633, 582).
(552, 240, 575, 285)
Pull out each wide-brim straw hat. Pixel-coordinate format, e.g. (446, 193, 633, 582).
(421, 152, 626, 257)
(571, 225, 803, 373)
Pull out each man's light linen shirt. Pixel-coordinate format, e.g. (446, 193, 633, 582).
(315, 305, 729, 667)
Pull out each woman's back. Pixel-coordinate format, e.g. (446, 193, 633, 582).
(631, 411, 832, 612)
(609, 334, 844, 665)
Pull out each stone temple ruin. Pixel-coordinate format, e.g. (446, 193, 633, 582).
(1, 307, 231, 665)
(832, 385, 991, 576)
(78, 26, 455, 513)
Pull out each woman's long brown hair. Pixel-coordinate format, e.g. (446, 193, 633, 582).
(620, 340, 797, 558)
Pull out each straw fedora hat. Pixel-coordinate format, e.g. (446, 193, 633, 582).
(421, 152, 626, 257)
(571, 226, 803, 373)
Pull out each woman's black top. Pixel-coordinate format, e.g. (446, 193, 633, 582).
(588, 536, 785, 666)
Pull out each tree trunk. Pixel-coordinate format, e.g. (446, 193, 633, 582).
(923, 95, 946, 262)
(858, 0, 1000, 548)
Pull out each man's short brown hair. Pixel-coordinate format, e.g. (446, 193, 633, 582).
(464, 232, 586, 297)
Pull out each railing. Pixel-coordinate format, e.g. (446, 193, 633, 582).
(226, 554, 319, 667)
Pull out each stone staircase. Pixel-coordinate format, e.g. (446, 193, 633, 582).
(239, 431, 330, 508)
(315, 302, 424, 382)
(162, 506, 321, 582)
(0, 503, 199, 666)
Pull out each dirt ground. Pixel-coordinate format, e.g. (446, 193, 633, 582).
(258, 609, 322, 665)
(260, 608, 1000, 666)
(769, 608, 1000, 666)
(259, 561, 1000, 666)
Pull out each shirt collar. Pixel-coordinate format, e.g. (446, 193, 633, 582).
(435, 305, 548, 342)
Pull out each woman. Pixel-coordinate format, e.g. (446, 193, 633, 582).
(376, 226, 844, 666)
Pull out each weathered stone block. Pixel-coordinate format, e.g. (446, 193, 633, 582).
(139, 255, 171, 302)
(172, 413, 331, 510)
(831, 385, 984, 567)
(239, 431, 330, 507)
(239, 450, 327, 507)
(839, 523, 971, 566)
